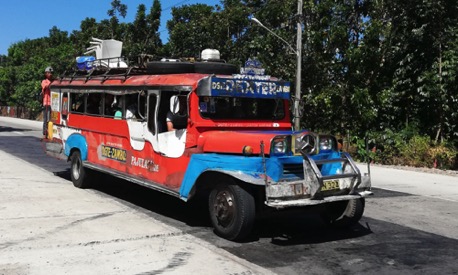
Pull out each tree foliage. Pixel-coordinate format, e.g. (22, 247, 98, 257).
(1, 0, 457, 151)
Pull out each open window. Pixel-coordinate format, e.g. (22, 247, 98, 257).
(86, 93, 102, 115)
(168, 95, 188, 131)
(70, 93, 85, 113)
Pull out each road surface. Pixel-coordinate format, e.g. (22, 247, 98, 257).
(0, 116, 457, 274)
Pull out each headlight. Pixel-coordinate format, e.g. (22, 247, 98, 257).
(318, 135, 337, 152)
(271, 136, 289, 155)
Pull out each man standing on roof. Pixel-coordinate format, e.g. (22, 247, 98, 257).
(41, 66, 53, 138)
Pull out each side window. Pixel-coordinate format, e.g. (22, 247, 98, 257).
(112, 95, 125, 119)
(70, 93, 85, 113)
(125, 94, 139, 120)
(62, 93, 69, 118)
(165, 93, 188, 131)
(125, 91, 147, 120)
(102, 93, 120, 117)
(147, 94, 158, 134)
(86, 93, 102, 115)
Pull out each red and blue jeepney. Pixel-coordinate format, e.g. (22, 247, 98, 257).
(45, 46, 372, 241)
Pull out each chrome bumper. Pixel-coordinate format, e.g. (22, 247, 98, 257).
(265, 152, 372, 209)
(266, 191, 373, 208)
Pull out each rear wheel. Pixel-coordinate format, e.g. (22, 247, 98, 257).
(209, 182, 255, 241)
(321, 198, 365, 227)
(70, 151, 91, 189)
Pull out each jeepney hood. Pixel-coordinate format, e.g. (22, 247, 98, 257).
(197, 130, 292, 154)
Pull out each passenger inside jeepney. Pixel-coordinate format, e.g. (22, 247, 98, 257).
(125, 95, 138, 119)
(104, 94, 116, 116)
(166, 95, 187, 131)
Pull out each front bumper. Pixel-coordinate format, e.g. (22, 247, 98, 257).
(265, 152, 372, 209)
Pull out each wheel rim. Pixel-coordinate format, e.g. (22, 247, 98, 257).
(72, 157, 81, 180)
(213, 189, 235, 227)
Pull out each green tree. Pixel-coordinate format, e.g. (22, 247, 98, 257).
(166, 4, 217, 58)
(146, 0, 163, 55)
(124, 0, 163, 62)
(108, 0, 128, 39)
(0, 66, 14, 105)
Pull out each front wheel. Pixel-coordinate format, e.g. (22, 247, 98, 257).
(209, 183, 255, 241)
(70, 151, 91, 189)
(321, 198, 365, 228)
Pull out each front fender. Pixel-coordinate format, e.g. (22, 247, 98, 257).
(179, 154, 267, 199)
(64, 133, 88, 160)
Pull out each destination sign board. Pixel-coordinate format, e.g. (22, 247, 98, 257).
(209, 77, 291, 99)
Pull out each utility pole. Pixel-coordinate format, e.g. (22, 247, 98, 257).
(293, 0, 303, 131)
(251, 0, 303, 131)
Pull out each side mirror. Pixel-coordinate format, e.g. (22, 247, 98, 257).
(170, 95, 180, 114)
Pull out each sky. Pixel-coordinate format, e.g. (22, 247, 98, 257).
(0, 0, 220, 56)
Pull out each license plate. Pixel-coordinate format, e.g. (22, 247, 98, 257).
(321, 180, 340, 191)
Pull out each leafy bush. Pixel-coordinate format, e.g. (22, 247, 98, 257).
(399, 135, 431, 167)
(347, 129, 457, 170)
(428, 142, 457, 170)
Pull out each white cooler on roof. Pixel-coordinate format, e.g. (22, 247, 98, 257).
(201, 49, 220, 61)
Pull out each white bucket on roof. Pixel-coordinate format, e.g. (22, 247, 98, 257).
(201, 49, 220, 60)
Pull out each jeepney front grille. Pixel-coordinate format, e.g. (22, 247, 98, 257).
(282, 163, 304, 180)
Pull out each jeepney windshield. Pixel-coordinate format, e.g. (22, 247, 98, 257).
(199, 97, 285, 120)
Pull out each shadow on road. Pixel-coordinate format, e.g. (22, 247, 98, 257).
(86, 173, 373, 245)
(0, 134, 373, 246)
(0, 125, 34, 132)
(0, 135, 68, 173)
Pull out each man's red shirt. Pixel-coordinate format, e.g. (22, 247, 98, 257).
(41, 79, 52, 106)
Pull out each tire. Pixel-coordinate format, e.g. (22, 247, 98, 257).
(321, 198, 365, 228)
(146, 62, 194, 74)
(194, 62, 238, 75)
(208, 182, 256, 241)
(70, 151, 91, 189)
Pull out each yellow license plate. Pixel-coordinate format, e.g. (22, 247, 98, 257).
(321, 180, 340, 191)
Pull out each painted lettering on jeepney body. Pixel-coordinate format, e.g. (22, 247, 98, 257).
(131, 156, 159, 172)
(100, 145, 127, 162)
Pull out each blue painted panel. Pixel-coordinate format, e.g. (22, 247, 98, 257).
(311, 151, 342, 176)
(178, 151, 345, 199)
(179, 154, 306, 198)
(179, 154, 295, 198)
(64, 134, 88, 160)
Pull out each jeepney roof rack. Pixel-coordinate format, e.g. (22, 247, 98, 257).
(58, 62, 147, 84)
(59, 58, 238, 84)
(59, 44, 239, 84)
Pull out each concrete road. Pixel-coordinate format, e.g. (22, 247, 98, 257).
(1, 116, 457, 274)
(0, 117, 272, 275)
(358, 163, 458, 240)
